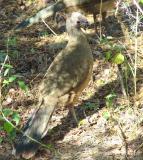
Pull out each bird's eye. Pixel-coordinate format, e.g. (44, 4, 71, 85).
(77, 21, 80, 24)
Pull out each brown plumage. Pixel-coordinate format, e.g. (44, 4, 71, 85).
(13, 12, 93, 159)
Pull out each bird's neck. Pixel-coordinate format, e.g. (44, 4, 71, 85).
(67, 28, 86, 42)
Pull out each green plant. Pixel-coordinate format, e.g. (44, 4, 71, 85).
(82, 102, 98, 111)
(2, 64, 16, 87)
(7, 37, 17, 47)
(5, 37, 20, 59)
(105, 92, 117, 108)
(111, 53, 125, 65)
(39, 31, 49, 37)
(1, 63, 28, 92)
(0, 62, 28, 143)
(104, 44, 125, 65)
(102, 92, 117, 120)
(103, 42, 131, 99)
(139, 0, 143, 4)
(102, 111, 110, 120)
(0, 108, 20, 143)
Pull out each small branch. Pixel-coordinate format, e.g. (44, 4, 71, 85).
(42, 19, 57, 36)
(117, 65, 127, 98)
(112, 117, 129, 160)
(99, 0, 103, 39)
(134, 142, 143, 155)
(134, 8, 139, 96)
(0, 108, 54, 152)
(115, 0, 122, 16)
(127, 61, 135, 77)
(118, 123, 129, 160)
(0, 55, 9, 109)
(133, 0, 143, 15)
(0, 55, 9, 75)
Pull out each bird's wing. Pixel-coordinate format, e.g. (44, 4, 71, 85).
(39, 41, 93, 99)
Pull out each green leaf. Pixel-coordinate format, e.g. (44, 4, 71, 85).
(140, 0, 143, 4)
(102, 111, 110, 120)
(105, 93, 116, 107)
(12, 112, 20, 126)
(83, 102, 96, 110)
(8, 37, 17, 46)
(106, 93, 116, 101)
(8, 130, 16, 140)
(46, 143, 54, 150)
(2, 108, 13, 117)
(105, 51, 112, 61)
(78, 119, 86, 126)
(8, 76, 17, 82)
(4, 68, 10, 76)
(112, 53, 125, 64)
(0, 137, 3, 143)
(2, 64, 13, 69)
(18, 80, 28, 92)
(4, 122, 14, 133)
(2, 79, 9, 85)
(100, 37, 109, 44)
(0, 115, 4, 121)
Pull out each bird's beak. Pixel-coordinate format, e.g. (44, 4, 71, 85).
(81, 21, 89, 30)
(78, 16, 89, 30)
(78, 15, 89, 30)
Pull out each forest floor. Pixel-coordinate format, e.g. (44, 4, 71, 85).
(0, 0, 143, 160)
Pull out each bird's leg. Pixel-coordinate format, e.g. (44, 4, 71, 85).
(67, 91, 79, 125)
(70, 106, 78, 125)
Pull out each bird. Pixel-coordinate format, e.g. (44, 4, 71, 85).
(15, 0, 115, 31)
(12, 12, 93, 159)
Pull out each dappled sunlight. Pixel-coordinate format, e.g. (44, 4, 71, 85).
(1, 0, 143, 159)
(35, 32, 67, 48)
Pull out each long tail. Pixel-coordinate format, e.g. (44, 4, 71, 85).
(15, 1, 65, 30)
(13, 98, 57, 159)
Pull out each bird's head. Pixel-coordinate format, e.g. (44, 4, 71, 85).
(66, 12, 89, 33)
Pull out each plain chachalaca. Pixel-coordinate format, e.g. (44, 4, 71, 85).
(12, 12, 93, 159)
(15, 0, 115, 31)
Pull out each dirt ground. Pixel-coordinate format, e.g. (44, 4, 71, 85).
(0, 1, 143, 160)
